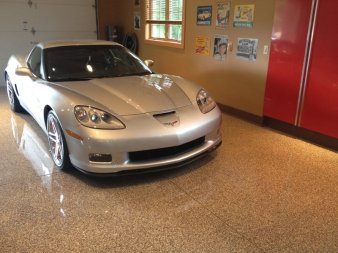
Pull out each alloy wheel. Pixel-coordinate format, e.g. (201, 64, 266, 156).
(47, 114, 64, 167)
(6, 79, 15, 107)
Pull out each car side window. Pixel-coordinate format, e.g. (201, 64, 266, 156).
(27, 47, 43, 78)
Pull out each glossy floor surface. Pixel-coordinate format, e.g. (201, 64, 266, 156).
(0, 87, 337, 252)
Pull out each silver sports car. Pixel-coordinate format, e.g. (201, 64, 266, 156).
(5, 40, 222, 175)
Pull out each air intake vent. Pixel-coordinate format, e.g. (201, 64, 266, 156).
(153, 111, 176, 118)
(129, 137, 205, 162)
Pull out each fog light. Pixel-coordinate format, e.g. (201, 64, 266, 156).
(89, 153, 112, 163)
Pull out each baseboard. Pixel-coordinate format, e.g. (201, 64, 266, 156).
(263, 117, 338, 151)
(217, 103, 263, 125)
(217, 103, 337, 151)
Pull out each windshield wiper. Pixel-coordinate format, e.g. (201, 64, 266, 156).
(94, 75, 117, 79)
(91, 72, 152, 79)
(116, 71, 152, 77)
(53, 77, 93, 82)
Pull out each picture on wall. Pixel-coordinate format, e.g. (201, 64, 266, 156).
(236, 38, 258, 61)
(195, 36, 211, 56)
(233, 4, 255, 28)
(134, 12, 141, 30)
(216, 2, 231, 28)
(197, 6, 212, 25)
(213, 35, 228, 61)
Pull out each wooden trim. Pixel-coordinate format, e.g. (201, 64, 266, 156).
(145, 37, 184, 48)
(165, 0, 169, 37)
(145, 0, 185, 49)
(145, 20, 182, 25)
(217, 103, 263, 125)
(181, 0, 186, 48)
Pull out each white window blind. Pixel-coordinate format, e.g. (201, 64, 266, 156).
(146, 0, 185, 48)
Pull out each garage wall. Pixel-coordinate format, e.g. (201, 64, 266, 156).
(98, 0, 275, 117)
(0, 0, 97, 87)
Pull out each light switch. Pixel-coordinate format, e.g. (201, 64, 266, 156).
(263, 45, 269, 55)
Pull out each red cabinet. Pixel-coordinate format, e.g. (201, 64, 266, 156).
(300, 0, 338, 138)
(264, 0, 313, 125)
(264, 0, 338, 139)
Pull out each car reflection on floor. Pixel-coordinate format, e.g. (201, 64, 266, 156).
(10, 113, 68, 217)
(11, 113, 54, 178)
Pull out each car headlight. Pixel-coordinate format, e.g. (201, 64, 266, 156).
(74, 106, 125, 129)
(196, 89, 216, 113)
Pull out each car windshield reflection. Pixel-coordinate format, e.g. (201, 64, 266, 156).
(44, 45, 152, 82)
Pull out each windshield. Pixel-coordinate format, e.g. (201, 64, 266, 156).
(44, 45, 152, 82)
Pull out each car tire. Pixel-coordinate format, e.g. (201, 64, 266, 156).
(47, 111, 71, 170)
(6, 75, 23, 113)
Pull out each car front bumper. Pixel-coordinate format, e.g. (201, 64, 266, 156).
(64, 105, 222, 174)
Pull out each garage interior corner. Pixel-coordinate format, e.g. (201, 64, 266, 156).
(0, 87, 337, 252)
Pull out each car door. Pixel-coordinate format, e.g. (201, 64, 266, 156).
(20, 46, 46, 126)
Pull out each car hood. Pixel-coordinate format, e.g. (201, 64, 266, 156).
(57, 74, 192, 115)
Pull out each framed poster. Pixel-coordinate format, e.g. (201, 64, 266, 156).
(233, 5, 255, 28)
(134, 12, 141, 30)
(213, 35, 228, 61)
(216, 2, 231, 28)
(236, 38, 258, 61)
(195, 36, 211, 56)
(197, 6, 212, 25)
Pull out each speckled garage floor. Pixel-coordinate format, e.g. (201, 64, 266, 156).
(0, 87, 337, 252)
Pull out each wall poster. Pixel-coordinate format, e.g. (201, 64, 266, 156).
(216, 2, 231, 28)
(233, 4, 255, 28)
(236, 38, 258, 61)
(213, 35, 228, 61)
(195, 36, 211, 56)
(197, 6, 212, 25)
(134, 12, 141, 30)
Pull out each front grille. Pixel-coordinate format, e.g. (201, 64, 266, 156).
(129, 137, 205, 162)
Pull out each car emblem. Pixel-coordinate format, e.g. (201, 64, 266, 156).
(154, 113, 180, 127)
(163, 120, 179, 127)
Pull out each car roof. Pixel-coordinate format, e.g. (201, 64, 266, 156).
(39, 40, 120, 49)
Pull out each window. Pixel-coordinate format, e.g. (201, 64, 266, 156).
(27, 47, 43, 78)
(145, 0, 185, 48)
(44, 46, 152, 82)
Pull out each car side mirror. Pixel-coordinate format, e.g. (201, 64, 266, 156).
(144, 59, 154, 67)
(15, 67, 33, 77)
(15, 67, 38, 81)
